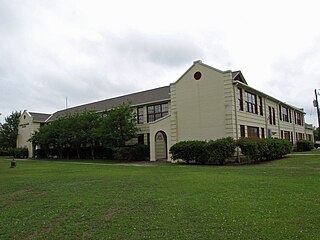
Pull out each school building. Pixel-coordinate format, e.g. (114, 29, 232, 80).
(17, 60, 314, 159)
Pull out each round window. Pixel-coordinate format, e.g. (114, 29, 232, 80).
(194, 71, 202, 80)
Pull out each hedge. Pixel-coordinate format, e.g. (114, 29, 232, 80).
(113, 144, 149, 161)
(296, 140, 313, 152)
(170, 137, 293, 164)
(207, 137, 236, 164)
(169, 140, 208, 163)
(0, 148, 28, 158)
(237, 138, 292, 162)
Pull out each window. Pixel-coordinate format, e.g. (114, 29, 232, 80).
(289, 109, 292, 123)
(138, 134, 144, 144)
(245, 91, 257, 114)
(297, 133, 304, 141)
(307, 134, 313, 141)
(237, 88, 244, 111)
(247, 126, 259, 138)
(261, 128, 265, 138)
(272, 107, 276, 125)
(284, 131, 290, 141)
(281, 106, 289, 122)
(137, 107, 144, 124)
(295, 112, 303, 126)
(147, 103, 168, 123)
(268, 106, 276, 125)
(259, 96, 263, 116)
(268, 106, 272, 124)
(240, 125, 245, 137)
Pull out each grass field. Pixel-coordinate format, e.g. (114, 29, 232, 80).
(1, 155, 320, 240)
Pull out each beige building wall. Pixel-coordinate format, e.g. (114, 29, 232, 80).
(16, 111, 41, 158)
(149, 115, 171, 161)
(171, 61, 234, 142)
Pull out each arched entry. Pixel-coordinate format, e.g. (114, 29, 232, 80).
(155, 131, 167, 160)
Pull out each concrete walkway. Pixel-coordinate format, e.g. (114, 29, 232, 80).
(3, 158, 169, 167)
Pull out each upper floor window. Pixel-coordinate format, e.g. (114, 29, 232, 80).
(295, 112, 303, 126)
(147, 103, 168, 123)
(137, 107, 144, 124)
(281, 106, 289, 122)
(259, 96, 263, 116)
(245, 91, 257, 114)
(268, 106, 276, 125)
(237, 88, 244, 111)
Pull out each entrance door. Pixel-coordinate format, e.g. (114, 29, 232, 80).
(155, 131, 167, 160)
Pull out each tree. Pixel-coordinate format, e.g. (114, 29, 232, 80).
(100, 104, 138, 147)
(0, 111, 21, 148)
(29, 104, 138, 159)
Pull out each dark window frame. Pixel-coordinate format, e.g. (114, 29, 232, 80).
(147, 103, 169, 123)
(240, 125, 245, 138)
(137, 107, 144, 124)
(245, 91, 258, 114)
(247, 126, 260, 138)
(237, 88, 244, 111)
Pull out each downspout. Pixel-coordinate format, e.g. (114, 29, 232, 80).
(233, 82, 240, 163)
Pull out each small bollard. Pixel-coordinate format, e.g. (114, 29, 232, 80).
(10, 159, 16, 168)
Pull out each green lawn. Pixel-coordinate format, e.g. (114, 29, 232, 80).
(291, 148, 320, 154)
(1, 156, 320, 240)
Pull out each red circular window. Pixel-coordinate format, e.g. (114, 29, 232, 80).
(194, 71, 202, 80)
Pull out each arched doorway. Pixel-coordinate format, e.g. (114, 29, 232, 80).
(155, 131, 167, 160)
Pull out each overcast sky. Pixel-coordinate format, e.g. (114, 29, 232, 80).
(0, 0, 319, 126)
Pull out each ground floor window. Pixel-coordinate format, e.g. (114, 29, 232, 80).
(261, 128, 265, 138)
(240, 125, 245, 137)
(296, 132, 305, 141)
(247, 126, 259, 138)
(138, 134, 144, 144)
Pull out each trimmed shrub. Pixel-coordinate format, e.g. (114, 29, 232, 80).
(296, 140, 313, 152)
(207, 137, 236, 164)
(14, 148, 29, 158)
(0, 148, 15, 156)
(238, 138, 292, 162)
(237, 138, 259, 162)
(113, 144, 149, 161)
(169, 140, 208, 163)
(265, 138, 292, 160)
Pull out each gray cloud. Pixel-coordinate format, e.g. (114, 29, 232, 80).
(267, 39, 320, 125)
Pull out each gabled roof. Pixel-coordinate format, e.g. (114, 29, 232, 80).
(232, 71, 247, 84)
(29, 112, 51, 123)
(47, 86, 170, 122)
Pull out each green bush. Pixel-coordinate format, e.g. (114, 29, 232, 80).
(237, 138, 259, 162)
(207, 137, 236, 164)
(113, 144, 149, 161)
(265, 138, 292, 160)
(238, 138, 292, 162)
(296, 140, 313, 152)
(169, 140, 208, 163)
(13, 148, 29, 158)
(0, 148, 14, 156)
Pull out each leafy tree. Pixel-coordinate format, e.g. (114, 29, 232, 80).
(0, 111, 21, 148)
(100, 104, 138, 147)
(29, 104, 138, 159)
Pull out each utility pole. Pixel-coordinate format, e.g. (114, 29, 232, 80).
(315, 89, 320, 128)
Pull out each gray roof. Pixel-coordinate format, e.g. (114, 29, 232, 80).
(29, 112, 51, 123)
(47, 86, 170, 122)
